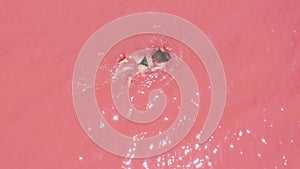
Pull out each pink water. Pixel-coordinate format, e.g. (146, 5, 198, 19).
(1, 0, 299, 169)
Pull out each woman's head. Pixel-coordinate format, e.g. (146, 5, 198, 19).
(152, 49, 171, 63)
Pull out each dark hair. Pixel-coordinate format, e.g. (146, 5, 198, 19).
(152, 49, 171, 63)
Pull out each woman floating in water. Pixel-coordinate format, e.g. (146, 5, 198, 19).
(118, 48, 171, 86)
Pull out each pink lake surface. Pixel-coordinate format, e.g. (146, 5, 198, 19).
(1, 0, 300, 169)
